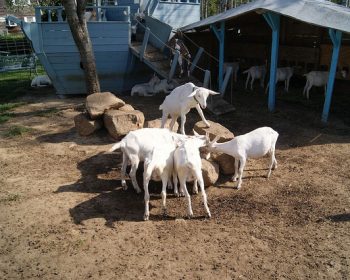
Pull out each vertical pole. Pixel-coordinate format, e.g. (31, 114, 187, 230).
(220, 66, 232, 96)
(263, 12, 280, 112)
(321, 29, 342, 123)
(203, 70, 211, 88)
(219, 21, 225, 90)
(210, 21, 225, 90)
(169, 50, 180, 81)
(190, 47, 204, 74)
(140, 27, 150, 62)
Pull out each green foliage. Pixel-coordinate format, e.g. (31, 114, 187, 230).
(3, 125, 33, 138)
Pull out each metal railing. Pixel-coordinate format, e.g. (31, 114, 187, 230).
(34, 6, 131, 23)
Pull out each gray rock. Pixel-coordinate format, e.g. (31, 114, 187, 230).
(201, 159, 219, 186)
(86, 92, 125, 119)
(118, 104, 135, 112)
(145, 118, 179, 132)
(104, 109, 145, 139)
(194, 120, 234, 142)
(74, 113, 103, 136)
(210, 153, 236, 175)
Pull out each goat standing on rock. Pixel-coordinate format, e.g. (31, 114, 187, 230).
(160, 82, 219, 134)
(208, 127, 279, 190)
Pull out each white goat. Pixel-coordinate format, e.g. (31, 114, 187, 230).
(31, 75, 52, 87)
(108, 128, 188, 194)
(265, 67, 294, 94)
(208, 127, 279, 190)
(243, 65, 266, 90)
(303, 71, 329, 100)
(223, 62, 239, 82)
(130, 75, 161, 97)
(160, 82, 219, 135)
(173, 132, 211, 218)
(143, 142, 176, 220)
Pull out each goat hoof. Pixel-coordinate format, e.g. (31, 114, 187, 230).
(231, 177, 238, 182)
(207, 213, 211, 219)
(143, 215, 149, 221)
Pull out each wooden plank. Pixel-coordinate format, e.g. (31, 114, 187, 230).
(44, 44, 129, 53)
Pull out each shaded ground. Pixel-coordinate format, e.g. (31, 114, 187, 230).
(0, 85, 349, 279)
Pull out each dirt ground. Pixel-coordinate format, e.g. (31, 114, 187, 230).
(0, 87, 349, 280)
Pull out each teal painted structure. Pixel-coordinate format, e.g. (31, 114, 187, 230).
(210, 22, 225, 91)
(9, 1, 201, 95)
(263, 12, 280, 112)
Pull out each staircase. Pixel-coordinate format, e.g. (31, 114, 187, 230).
(129, 28, 236, 115)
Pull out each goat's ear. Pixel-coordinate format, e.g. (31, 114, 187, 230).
(193, 129, 200, 136)
(209, 90, 220, 95)
(188, 89, 198, 97)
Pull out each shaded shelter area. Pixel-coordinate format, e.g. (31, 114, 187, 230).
(180, 0, 350, 122)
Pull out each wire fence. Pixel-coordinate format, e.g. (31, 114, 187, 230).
(0, 31, 46, 102)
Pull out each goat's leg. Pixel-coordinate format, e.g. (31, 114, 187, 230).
(143, 166, 152, 221)
(195, 170, 211, 218)
(161, 174, 168, 217)
(265, 82, 269, 94)
(169, 115, 178, 132)
(250, 77, 255, 91)
(303, 81, 308, 97)
(121, 152, 128, 190)
(245, 73, 250, 90)
(161, 111, 169, 129)
(267, 148, 277, 178)
(172, 171, 179, 197)
(195, 104, 210, 127)
(179, 176, 193, 218)
(192, 179, 198, 194)
(236, 156, 246, 190)
(180, 112, 187, 135)
(129, 156, 142, 193)
(232, 158, 239, 181)
(306, 84, 312, 100)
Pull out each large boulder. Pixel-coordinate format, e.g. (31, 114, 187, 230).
(145, 118, 179, 132)
(74, 113, 103, 136)
(104, 109, 145, 139)
(195, 120, 235, 175)
(201, 159, 219, 186)
(194, 120, 234, 142)
(86, 92, 125, 119)
(210, 153, 236, 175)
(118, 104, 135, 112)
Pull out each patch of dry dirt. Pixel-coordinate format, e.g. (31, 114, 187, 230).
(0, 90, 349, 279)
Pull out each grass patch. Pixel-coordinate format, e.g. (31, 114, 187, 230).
(3, 125, 33, 138)
(0, 193, 20, 203)
(34, 108, 60, 117)
(0, 112, 15, 124)
(0, 102, 25, 113)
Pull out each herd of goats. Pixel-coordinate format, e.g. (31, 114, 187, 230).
(109, 82, 279, 221)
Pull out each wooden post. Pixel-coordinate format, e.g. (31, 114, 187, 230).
(203, 69, 211, 88)
(190, 47, 204, 74)
(140, 27, 150, 62)
(263, 12, 280, 112)
(220, 66, 232, 96)
(169, 50, 180, 81)
(322, 29, 342, 123)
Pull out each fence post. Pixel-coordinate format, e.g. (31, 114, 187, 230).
(190, 47, 204, 74)
(169, 50, 180, 81)
(220, 66, 232, 96)
(35, 7, 41, 23)
(203, 70, 211, 88)
(57, 8, 63, 22)
(140, 27, 150, 62)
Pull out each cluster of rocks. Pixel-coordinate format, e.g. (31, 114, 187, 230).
(74, 92, 236, 187)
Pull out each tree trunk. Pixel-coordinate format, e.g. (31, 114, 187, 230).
(62, 0, 100, 94)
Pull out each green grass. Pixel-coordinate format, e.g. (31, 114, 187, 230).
(0, 65, 46, 103)
(3, 125, 33, 138)
(34, 108, 60, 117)
(0, 102, 25, 124)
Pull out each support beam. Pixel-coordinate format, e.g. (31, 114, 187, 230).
(210, 21, 225, 90)
(169, 50, 180, 81)
(220, 66, 232, 96)
(190, 47, 204, 74)
(263, 12, 280, 112)
(140, 27, 150, 62)
(203, 70, 211, 88)
(322, 29, 342, 123)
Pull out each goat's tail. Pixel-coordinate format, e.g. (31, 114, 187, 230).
(108, 142, 122, 152)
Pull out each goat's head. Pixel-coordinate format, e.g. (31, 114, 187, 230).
(188, 88, 219, 109)
(193, 130, 213, 160)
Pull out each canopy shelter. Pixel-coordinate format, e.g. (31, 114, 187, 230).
(180, 0, 350, 122)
